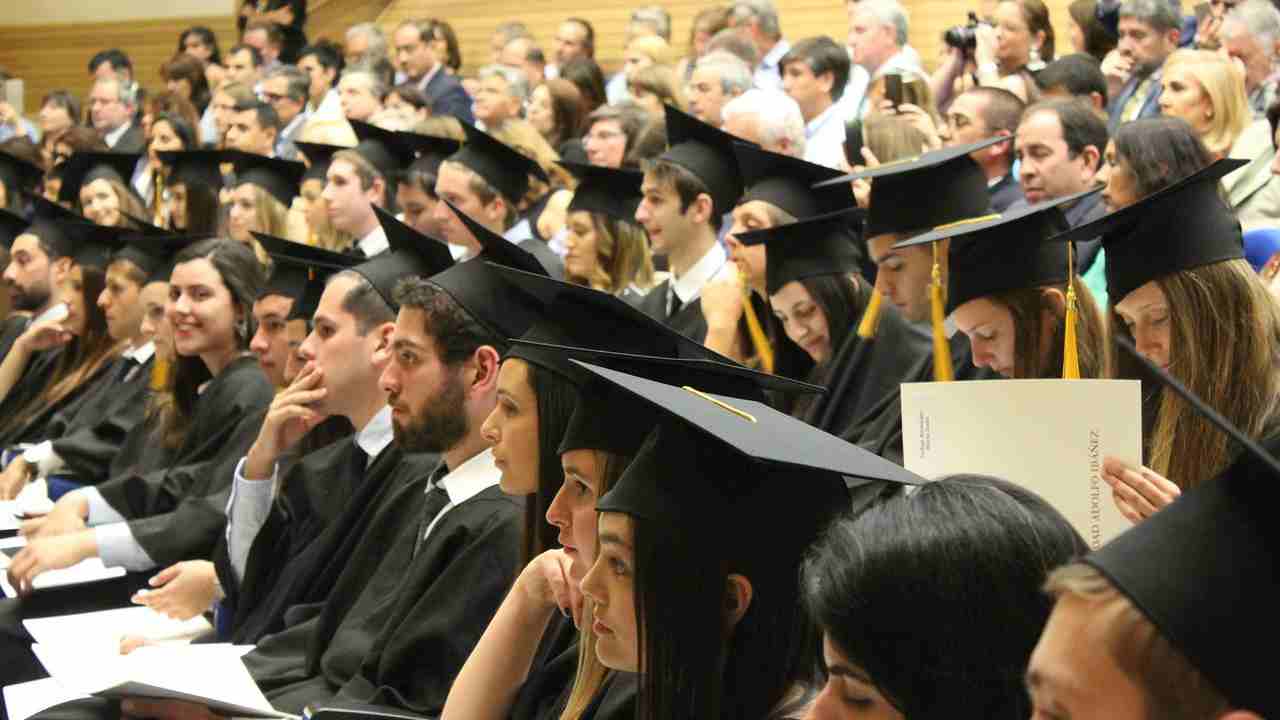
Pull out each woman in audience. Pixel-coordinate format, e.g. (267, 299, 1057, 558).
(160, 53, 212, 116)
(622, 36, 673, 87)
(1068, 0, 1117, 63)
(159, 150, 224, 235)
(560, 162, 655, 298)
(492, 119, 576, 244)
(528, 79, 589, 161)
(428, 18, 463, 75)
(37, 91, 81, 154)
(70, 160, 148, 229)
(136, 113, 197, 219)
(676, 6, 731, 82)
(226, 155, 307, 257)
(627, 64, 684, 117)
(583, 102, 650, 169)
(177, 25, 227, 90)
(1157, 49, 1280, 229)
(803, 475, 1088, 718)
(560, 57, 608, 115)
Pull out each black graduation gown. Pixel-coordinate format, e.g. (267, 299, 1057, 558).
(216, 439, 438, 645)
(244, 478, 523, 716)
(24, 355, 152, 485)
(0, 315, 29, 363)
(509, 615, 637, 720)
(0, 348, 62, 441)
(634, 279, 709, 344)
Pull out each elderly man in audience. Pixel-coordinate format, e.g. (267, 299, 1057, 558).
(501, 35, 547, 91)
(88, 76, 144, 153)
(846, 0, 922, 118)
(607, 6, 672, 103)
(393, 19, 474, 125)
(344, 22, 389, 68)
(687, 50, 753, 128)
(1103, 0, 1183, 132)
(721, 87, 806, 156)
(339, 67, 387, 124)
(1219, 0, 1280, 118)
(473, 64, 528, 131)
(551, 17, 595, 78)
(728, 0, 790, 92)
(262, 66, 310, 160)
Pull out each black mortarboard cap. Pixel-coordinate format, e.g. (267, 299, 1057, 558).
(348, 206, 456, 309)
(660, 104, 745, 216)
(582, 361, 924, 544)
(50, 220, 128, 268)
(733, 142, 853, 218)
(119, 231, 203, 283)
(426, 201, 549, 340)
(119, 211, 174, 236)
(407, 133, 463, 176)
(23, 194, 90, 260)
(736, 207, 865, 295)
(252, 232, 359, 308)
(553, 346, 824, 457)
(893, 190, 1095, 314)
(450, 123, 547, 205)
(1082, 338, 1278, 717)
(158, 150, 225, 190)
(494, 263, 732, 383)
(229, 150, 306, 206)
(560, 161, 644, 226)
(0, 208, 29, 249)
(1050, 158, 1247, 302)
(818, 138, 1001, 237)
(0, 150, 44, 197)
(56, 151, 142, 205)
(349, 120, 417, 179)
(295, 141, 346, 183)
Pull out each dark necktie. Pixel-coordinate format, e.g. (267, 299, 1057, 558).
(667, 287, 683, 320)
(413, 463, 453, 558)
(347, 440, 368, 480)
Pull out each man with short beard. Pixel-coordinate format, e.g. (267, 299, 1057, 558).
(0, 217, 73, 361)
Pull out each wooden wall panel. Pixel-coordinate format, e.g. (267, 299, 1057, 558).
(0, 16, 237, 119)
(380, 0, 1076, 76)
(307, 0, 392, 44)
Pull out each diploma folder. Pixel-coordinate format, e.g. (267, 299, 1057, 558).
(900, 379, 1142, 549)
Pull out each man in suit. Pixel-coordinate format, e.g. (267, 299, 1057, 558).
(88, 77, 144, 154)
(946, 87, 1027, 213)
(1104, 0, 1183, 133)
(392, 19, 474, 125)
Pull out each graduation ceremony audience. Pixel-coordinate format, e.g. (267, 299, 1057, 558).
(0, 0, 1272, 718)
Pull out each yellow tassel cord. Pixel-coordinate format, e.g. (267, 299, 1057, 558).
(150, 357, 173, 392)
(152, 169, 166, 227)
(738, 268, 774, 374)
(1062, 242, 1080, 380)
(930, 242, 954, 382)
(857, 287, 884, 338)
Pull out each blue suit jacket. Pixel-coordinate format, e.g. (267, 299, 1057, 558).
(1107, 67, 1164, 134)
(425, 71, 474, 126)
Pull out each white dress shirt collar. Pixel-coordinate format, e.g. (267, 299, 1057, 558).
(356, 405, 395, 460)
(670, 242, 728, 305)
(358, 224, 389, 257)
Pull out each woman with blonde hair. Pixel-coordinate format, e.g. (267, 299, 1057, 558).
(622, 35, 673, 83)
(1158, 48, 1280, 228)
(1055, 158, 1280, 525)
(626, 64, 684, 117)
(492, 119, 576, 245)
(226, 152, 307, 263)
(559, 162, 654, 298)
(676, 6, 730, 82)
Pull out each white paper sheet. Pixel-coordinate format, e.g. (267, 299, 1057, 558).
(32, 643, 287, 718)
(0, 536, 127, 596)
(24, 606, 212, 654)
(3, 677, 91, 720)
(900, 379, 1142, 549)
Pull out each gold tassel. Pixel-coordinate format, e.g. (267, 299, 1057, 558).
(930, 242, 953, 382)
(1063, 242, 1080, 380)
(738, 268, 774, 374)
(153, 171, 166, 227)
(856, 287, 884, 338)
(150, 357, 172, 392)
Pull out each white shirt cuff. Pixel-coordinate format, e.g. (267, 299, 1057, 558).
(79, 487, 127, 526)
(94, 522, 157, 571)
(225, 457, 278, 584)
(22, 441, 66, 477)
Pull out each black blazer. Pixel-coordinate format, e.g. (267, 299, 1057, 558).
(424, 71, 474, 126)
(110, 123, 146, 154)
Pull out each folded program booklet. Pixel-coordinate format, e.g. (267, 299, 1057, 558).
(30, 643, 294, 719)
(900, 379, 1142, 549)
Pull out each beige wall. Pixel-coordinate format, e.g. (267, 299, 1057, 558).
(0, 0, 233, 25)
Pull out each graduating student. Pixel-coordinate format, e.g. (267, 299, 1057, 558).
(56, 151, 146, 228)
(895, 191, 1107, 379)
(209, 218, 449, 643)
(156, 150, 225, 235)
(1053, 159, 1280, 523)
(557, 161, 655, 299)
(735, 210, 930, 462)
(827, 138, 1008, 384)
(0, 209, 32, 360)
(432, 123, 565, 277)
(575, 363, 922, 720)
(0, 149, 42, 215)
(1029, 348, 1277, 719)
(448, 284, 822, 720)
(226, 150, 307, 252)
(0, 220, 120, 453)
(0, 226, 175, 499)
(8, 238, 275, 586)
(633, 105, 742, 342)
(222, 219, 549, 716)
(294, 141, 351, 252)
(803, 474, 1089, 719)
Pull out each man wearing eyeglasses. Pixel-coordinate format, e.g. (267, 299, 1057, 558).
(1103, 0, 1184, 133)
(88, 76, 144, 153)
(261, 66, 310, 161)
(1217, 0, 1280, 117)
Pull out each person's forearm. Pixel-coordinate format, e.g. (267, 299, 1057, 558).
(0, 341, 34, 405)
(441, 584, 558, 720)
(703, 324, 745, 362)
